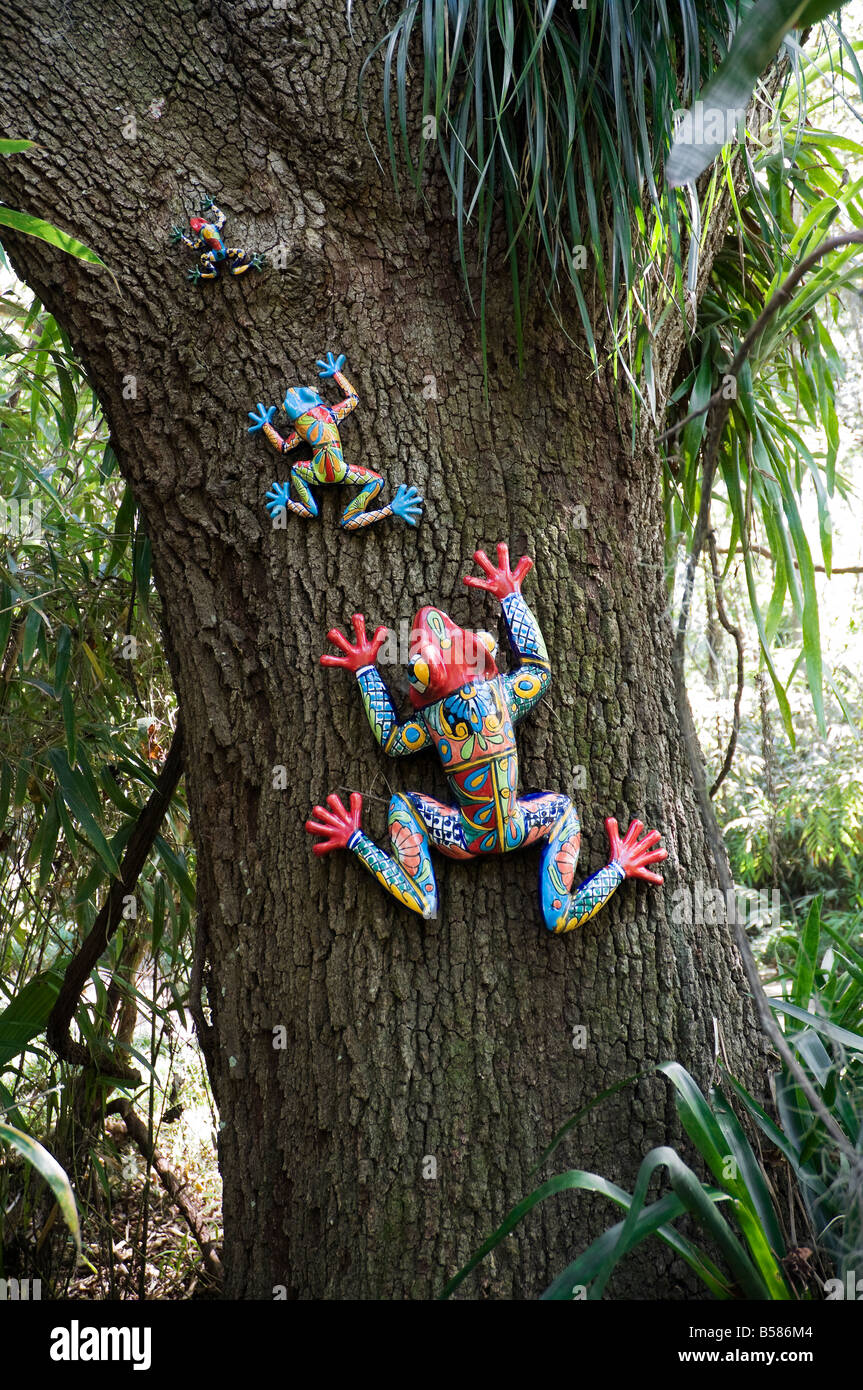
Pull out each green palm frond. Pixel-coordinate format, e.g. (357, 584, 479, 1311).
(665, 46, 863, 736)
(362, 0, 743, 366)
(666, 0, 854, 186)
(361, 5, 863, 740)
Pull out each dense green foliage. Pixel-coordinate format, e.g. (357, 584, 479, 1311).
(0, 277, 203, 1291)
(372, 3, 863, 731)
(446, 898, 863, 1298)
(369, 0, 743, 362)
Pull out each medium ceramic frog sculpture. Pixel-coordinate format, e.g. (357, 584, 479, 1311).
(249, 352, 424, 532)
(307, 543, 666, 931)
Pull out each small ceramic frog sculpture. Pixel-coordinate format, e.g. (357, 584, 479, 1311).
(249, 352, 424, 532)
(307, 543, 667, 931)
(170, 195, 266, 282)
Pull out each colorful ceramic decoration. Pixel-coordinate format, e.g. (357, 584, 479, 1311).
(307, 543, 666, 931)
(170, 195, 266, 282)
(250, 353, 424, 532)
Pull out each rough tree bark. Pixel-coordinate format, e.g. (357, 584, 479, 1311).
(0, 0, 771, 1298)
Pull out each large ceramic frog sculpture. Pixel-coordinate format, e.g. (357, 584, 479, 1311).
(307, 543, 666, 931)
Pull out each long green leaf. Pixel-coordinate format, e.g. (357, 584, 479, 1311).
(667, 0, 852, 184)
(773, 1000, 863, 1051)
(0, 964, 67, 1070)
(46, 746, 120, 877)
(793, 894, 822, 1008)
(710, 1086, 789, 1295)
(0, 1121, 81, 1251)
(719, 1065, 825, 1194)
(592, 1146, 769, 1300)
(0, 206, 105, 267)
(540, 1189, 733, 1300)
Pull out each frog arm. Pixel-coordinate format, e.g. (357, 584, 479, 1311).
(499, 591, 552, 723)
(201, 199, 227, 232)
(331, 370, 359, 422)
(171, 231, 202, 252)
(356, 666, 431, 756)
(262, 421, 301, 455)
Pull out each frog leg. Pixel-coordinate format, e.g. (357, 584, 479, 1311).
(353, 794, 440, 918)
(225, 248, 266, 275)
(516, 794, 627, 935)
(202, 202, 227, 232)
(265, 459, 319, 520)
(339, 464, 424, 530)
(197, 251, 219, 280)
(338, 464, 384, 529)
(406, 793, 472, 859)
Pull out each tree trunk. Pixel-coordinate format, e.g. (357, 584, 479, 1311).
(0, 0, 770, 1298)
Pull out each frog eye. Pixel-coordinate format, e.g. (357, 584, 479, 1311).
(409, 656, 430, 692)
(476, 630, 498, 659)
(427, 609, 451, 649)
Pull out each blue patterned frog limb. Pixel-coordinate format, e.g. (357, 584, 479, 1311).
(250, 352, 424, 532)
(306, 543, 667, 931)
(170, 195, 266, 282)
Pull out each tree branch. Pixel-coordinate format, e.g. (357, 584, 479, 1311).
(105, 1096, 222, 1280)
(707, 530, 745, 799)
(47, 720, 184, 1069)
(657, 229, 863, 445)
(719, 544, 863, 575)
